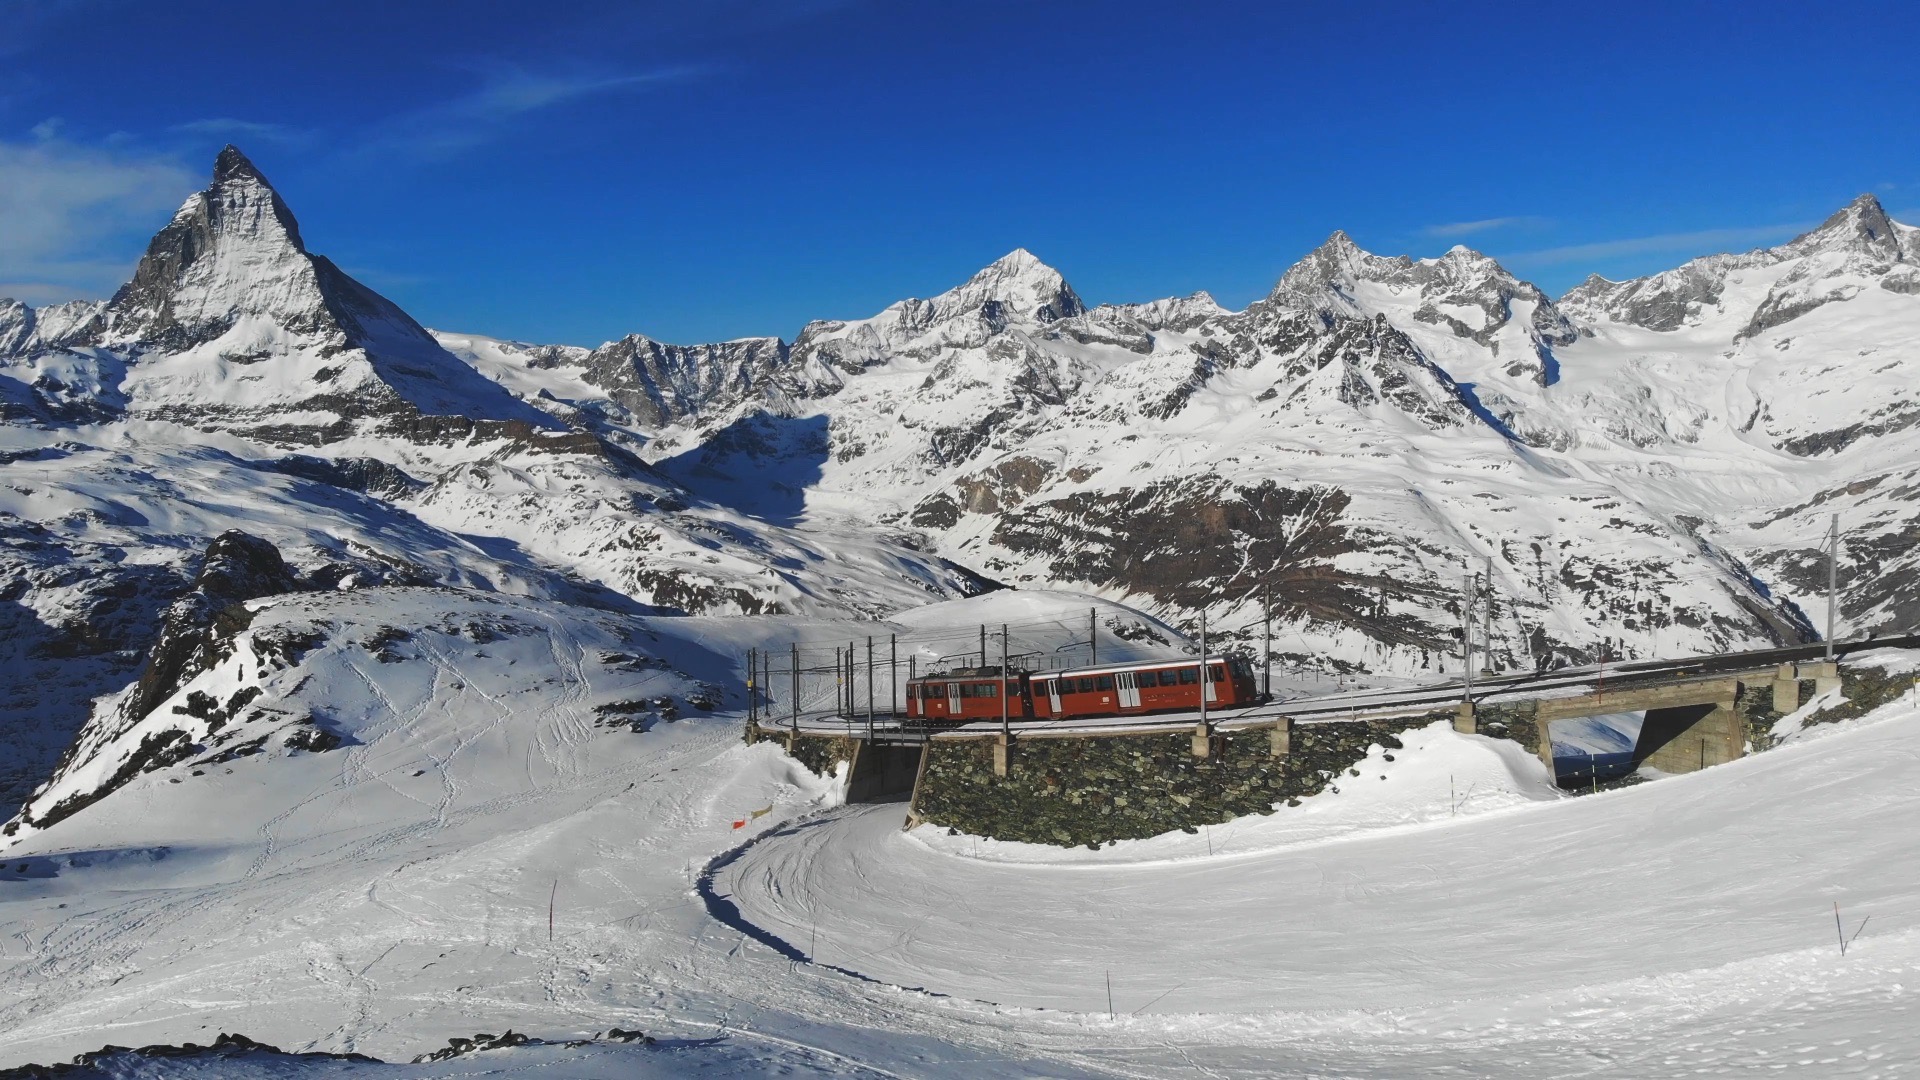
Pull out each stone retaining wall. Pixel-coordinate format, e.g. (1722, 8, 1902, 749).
(909, 717, 1443, 848)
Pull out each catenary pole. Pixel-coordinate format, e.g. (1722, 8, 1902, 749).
(890, 634, 898, 719)
(1462, 574, 1474, 702)
(866, 635, 875, 739)
(1198, 607, 1209, 727)
(1827, 513, 1840, 661)
(979, 625, 987, 669)
(1482, 555, 1494, 676)
(747, 647, 755, 723)
(1001, 623, 1011, 737)
(1262, 582, 1272, 700)
(1089, 608, 1097, 667)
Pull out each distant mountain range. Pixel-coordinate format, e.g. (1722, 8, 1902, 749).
(6, 145, 1919, 820)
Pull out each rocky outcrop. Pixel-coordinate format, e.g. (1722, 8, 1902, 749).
(123, 530, 301, 724)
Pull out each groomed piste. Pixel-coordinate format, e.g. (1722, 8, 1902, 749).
(2, 589, 1918, 1077)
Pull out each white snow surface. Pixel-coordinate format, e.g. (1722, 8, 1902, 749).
(5, 589, 1920, 1076)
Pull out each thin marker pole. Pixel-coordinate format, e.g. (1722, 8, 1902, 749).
(747, 647, 756, 723)
(549, 879, 557, 941)
(790, 643, 799, 736)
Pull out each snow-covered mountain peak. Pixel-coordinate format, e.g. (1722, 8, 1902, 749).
(1561, 195, 1919, 336)
(0, 145, 554, 441)
(1781, 192, 1905, 262)
(1264, 230, 1575, 386)
(937, 248, 1086, 325)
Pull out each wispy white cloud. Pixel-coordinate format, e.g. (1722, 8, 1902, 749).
(1421, 215, 1551, 239)
(353, 65, 702, 161)
(0, 131, 196, 303)
(1498, 223, 1813, 267)
(170, 117, 318, 147)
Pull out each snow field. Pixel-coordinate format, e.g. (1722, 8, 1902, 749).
(5, 590, 1920, 1075)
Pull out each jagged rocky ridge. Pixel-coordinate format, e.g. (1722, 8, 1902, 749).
(8, 147, 1920, 832)
(437, 195, 1920, 673)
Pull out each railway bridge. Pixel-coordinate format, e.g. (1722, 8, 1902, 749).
(751, 635, 1918, 812)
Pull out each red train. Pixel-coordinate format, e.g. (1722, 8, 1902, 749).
(904, 656, 1259, 724)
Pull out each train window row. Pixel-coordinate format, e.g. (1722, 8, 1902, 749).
(908, 682, 1017, 698)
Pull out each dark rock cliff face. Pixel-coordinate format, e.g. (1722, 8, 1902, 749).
(124, 531, 302, 725)
(4, 532, 311, 835)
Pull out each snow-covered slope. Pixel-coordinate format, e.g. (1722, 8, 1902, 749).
(4, 589, 1919, 1076)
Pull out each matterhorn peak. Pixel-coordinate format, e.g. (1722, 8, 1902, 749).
(213, 143, 269, 186)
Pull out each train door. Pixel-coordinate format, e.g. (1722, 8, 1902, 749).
(946, 681, 962, 716)
(1116, 670, 1141, 709)
(1047, 678, 1063, 716)
(1203, 664, 1219, 704)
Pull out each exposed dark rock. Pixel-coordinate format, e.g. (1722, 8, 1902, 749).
(913, 719, 1426, 847)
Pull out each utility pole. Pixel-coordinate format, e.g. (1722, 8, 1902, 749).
(762, 651, 770, 720)
(789, 643, 799, 736)
(1462, 573, 1474, 702)
(890, 634, 898, 718)
(1827, 513, 1840, 662)
(1262, 582, 1272, 700)
(1482, 556, 1494, 677)
(1000, 623, 1011, 738)
(979, 625, 987, 669)
(1089, 607, 1097, 667)
(866, 635, 875, 738)
(1198, 608, 1209, 727)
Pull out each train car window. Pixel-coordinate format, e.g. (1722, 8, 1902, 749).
(972, 683, 996, 697)
(1096, 675, 1114, 691)
(1210, 665, 1226, 682)
(1178, 668, 1198, 684)
(1077, 677, 1095, 693)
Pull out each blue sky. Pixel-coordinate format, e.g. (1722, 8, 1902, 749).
(3, 0, 1918, 345)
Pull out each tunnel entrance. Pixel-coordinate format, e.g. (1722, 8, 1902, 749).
(846, 741, 923, 803)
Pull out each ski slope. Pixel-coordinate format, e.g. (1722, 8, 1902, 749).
(2, 589, 1918, 1076)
